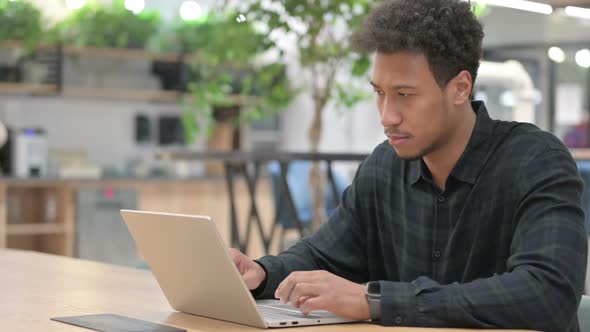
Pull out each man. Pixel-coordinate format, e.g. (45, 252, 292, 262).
(230, 0, 588, 330)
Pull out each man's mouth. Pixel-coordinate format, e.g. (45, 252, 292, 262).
(387, 134, 411, 146)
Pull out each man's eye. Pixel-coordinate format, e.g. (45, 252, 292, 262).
(398, 92, 412, 97)
(373, 89, 384, 95)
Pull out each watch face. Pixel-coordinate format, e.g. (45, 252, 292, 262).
(368, 281, 381, 296)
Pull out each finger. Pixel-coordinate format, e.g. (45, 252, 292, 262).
(288, 283, 321, 308)
(275, 277, 294, 304)
(296, 296, 311, 308)
(275, 271, 321, 301)
(228, 248, 241, 265)
(228, 248, 248, 275)
(276, 273, 308, 303)
(275, 274, 293, 301)
(276, 275, 302, 304)
(299, 297, 325, 316)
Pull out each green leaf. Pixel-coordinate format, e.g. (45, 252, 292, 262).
(0, 0, 43, 51)
(55, 0, 160, 48)
(472, 3, 490, 18)
(185, 0, 377, 139)
(352, 55, 371, 77)
(332, 82, 372, 110)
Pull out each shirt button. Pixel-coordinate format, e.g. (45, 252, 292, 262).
(433, 250, 441, 259)
(395, 316, 403, 324)
(437, 195, 445, 203)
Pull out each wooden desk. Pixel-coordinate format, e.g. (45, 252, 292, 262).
(0, 249, 535, 332)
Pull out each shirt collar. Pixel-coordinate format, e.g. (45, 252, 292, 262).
(409, 101, 494, 186)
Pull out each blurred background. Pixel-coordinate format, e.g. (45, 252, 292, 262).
(0, 0, 589, 268)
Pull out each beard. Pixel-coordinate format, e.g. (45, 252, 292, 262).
(394, 145, 429, 161)
(395, 150, 424, 161)
(387, 101, 452, 161)
(391, 133, 444, 161)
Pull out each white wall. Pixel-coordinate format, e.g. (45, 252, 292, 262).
(279, 68, 383, 154)
(0, 96, 206, 170)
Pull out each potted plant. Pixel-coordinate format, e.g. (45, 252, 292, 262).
(49, 0, 162, 91)
(155, 12, 294, 152)
(219, 0, 375, 230)
(52, 0, 160, 49)
(0, 0, 43, 82)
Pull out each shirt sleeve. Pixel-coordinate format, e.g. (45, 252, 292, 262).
(253, 162, 370, 299)
(377, 149, 587, 332)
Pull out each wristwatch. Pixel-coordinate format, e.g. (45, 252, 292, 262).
(365, 281, 382, 321)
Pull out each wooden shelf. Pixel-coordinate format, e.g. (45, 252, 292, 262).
(7, 223, 69, 236)
(0, 82, 258, 104)
(0, 40, 56, 51)
(62, 86, 181, 103)
(1, 40, 197, 64)
(0, 83, 58, 96)
(0, 41, 255, 104)
(1, 40, 27, 48)
(0, 83, 181, 102)
(62, 45, 191, 63)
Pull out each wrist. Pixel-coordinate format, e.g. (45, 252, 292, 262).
(256, 262, 267, 286)
(250, 261, 268, 297)
(361, 286, 372, 320)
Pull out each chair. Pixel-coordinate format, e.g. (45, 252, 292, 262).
(267, 161, 349, 250)
(579, 295, 590, 332)
(576, 161, 590, 234)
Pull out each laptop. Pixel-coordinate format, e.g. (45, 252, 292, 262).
(120, 209, 361, 328)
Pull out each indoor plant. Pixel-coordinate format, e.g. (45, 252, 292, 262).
(222, 0, 375, 230)
(0, 0, 43, 49)
(52, 0, 160, 49)
(157, 12, 294, 147)
(0, 0, 44, 82)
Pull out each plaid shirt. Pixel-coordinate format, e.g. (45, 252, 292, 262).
(255, 101, 587, 332)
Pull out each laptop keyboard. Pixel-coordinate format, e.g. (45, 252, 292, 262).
(258, 304, 334, 320)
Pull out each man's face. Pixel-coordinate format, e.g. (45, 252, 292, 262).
(371, 51, 458, 160)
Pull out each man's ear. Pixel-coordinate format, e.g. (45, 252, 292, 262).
(450, 70, 473, 105)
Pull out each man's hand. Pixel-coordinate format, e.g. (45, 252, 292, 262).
(228, 248, 266, 290)
(274, 270, 370, 320)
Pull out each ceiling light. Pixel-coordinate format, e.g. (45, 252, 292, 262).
(65, 0, 86, 10)
(180, 1, 203, 22)
(124, 0, 145, 15)
(547, 47, 566, 63)
(575, 49, 590, 69)
(500, 91, 516, 108)
(466, 0, 552, 15)
(565, 6, 590, 20)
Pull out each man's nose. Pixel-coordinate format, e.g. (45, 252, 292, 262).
(380, 100, 402, 127)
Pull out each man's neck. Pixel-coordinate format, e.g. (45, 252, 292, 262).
(423, 103, 477, 191)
